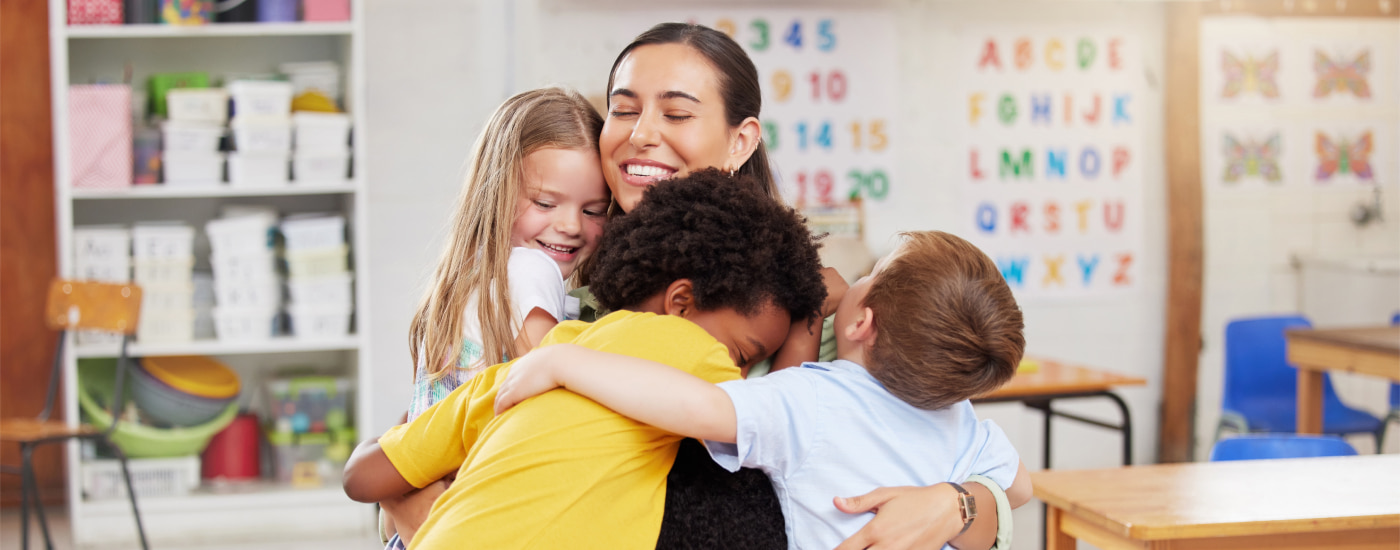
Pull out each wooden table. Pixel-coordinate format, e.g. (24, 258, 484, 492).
(974, 358, 1147, 468)
(1034, 454, 1400, 550)
(1285, 326, 1400, 434)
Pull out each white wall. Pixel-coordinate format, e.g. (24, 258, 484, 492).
(363, 2, 1167, 548)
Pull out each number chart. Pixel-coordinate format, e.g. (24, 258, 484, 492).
(563, 9, 899, 210)
(960, 30, 1146, 300)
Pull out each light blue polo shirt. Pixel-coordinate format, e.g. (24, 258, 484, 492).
(705, 359, 1019, 550)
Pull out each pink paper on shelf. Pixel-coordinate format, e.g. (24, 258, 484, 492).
(69, 84, 133, 190)
(67, 0, 123, 25)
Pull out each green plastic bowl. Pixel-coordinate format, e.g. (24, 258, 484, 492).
(78, 359, 237, 458)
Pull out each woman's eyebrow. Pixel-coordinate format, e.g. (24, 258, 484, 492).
(658, 90, 700, 103)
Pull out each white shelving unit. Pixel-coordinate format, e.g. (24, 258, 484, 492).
(48, 3, 375, 546)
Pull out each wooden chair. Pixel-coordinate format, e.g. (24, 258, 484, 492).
(0, 280, 148, 549)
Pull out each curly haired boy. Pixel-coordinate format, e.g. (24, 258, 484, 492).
(342, 169, 826, 549)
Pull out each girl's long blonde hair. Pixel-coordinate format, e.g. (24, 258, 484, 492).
(409, 87, 604, 381)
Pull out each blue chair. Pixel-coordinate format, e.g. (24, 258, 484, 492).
(1216, 315, 1385, 450)
(1385, 313, 1399, 447)
(1210, 434, 1358, 461)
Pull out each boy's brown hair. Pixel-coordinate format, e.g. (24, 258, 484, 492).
(862, 231, 1025, 410)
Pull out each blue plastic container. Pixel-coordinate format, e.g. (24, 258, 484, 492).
(257, 0, 296, 22)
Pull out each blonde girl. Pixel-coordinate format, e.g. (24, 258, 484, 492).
(406, 87, 609, 421)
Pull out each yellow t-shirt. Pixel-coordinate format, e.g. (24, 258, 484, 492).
(378, 311, 741, 550)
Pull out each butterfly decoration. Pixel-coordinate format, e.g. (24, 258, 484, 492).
(1222, 51, 1280, 99)
(1315, 131, 1374, 181)
(1313, 51, 1371, 98)
(1222, 132, 1282, 183)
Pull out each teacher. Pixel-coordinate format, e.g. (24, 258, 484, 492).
(598, 23, 1012, 550)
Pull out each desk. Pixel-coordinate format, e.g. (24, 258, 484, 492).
(973, 358, 1146, 467)
(1034, 454, 1400, 550)
(1285, 326, 1400, 434)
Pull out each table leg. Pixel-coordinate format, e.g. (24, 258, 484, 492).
(1297, 369, 1323, 434)
(1044, 506, 1076, 550)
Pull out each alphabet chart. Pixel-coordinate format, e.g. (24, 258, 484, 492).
(961, 30, 1146, 300)
(538, 9, 899, 211)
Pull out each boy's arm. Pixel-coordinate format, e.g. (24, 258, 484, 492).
(494, 343, 738, 443)
(1004, 461, 1032, 508)
(343, 438, 414, 503)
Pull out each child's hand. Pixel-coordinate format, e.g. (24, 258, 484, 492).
(493, 344, 573, 414)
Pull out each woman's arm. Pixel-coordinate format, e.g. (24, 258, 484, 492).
(493, 344, 738, 443)
(833, 478, 1007, 550)
(512, 307, 559, 358)
(1005, 461, 1032, 509)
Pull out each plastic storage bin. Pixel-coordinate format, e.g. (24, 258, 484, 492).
(131, 224, 194, 259)
(205, 215, 277, 257)
(227, 152, 290, 187)
(302, 0, 349, 21)
(136, 309, 195, 343)
(228, 81, 293, 118)
(291, 112, 350, 150)
(74, 226, 131, 283)
(209, 250, 279, 282)
(212, 307, 278, 341)
(161, 121, 223, 153)
(147, 72, 209, 118)
(133, 257, 194, 285)
(280, 214, 344, 251)
(285, 245, 348, 278)
(81, 456, 200, 500)
(292, 150, 350, 183)
(286, 273, 352, 305)
(280, 62, 341, 102)
(214, 279, 283, 310)
(165, 88, 229, 124)
(266, 376, 352, 434)
(288, 304, 351, 339)
(257, 0, 297, 22)
(161, 0, 213, 24)
(162, 151, 225, 185)
(140, 283, 195, 311)
(230, 117, 292, 153)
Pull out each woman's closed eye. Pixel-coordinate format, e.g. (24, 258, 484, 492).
(609, 109, 639, 119)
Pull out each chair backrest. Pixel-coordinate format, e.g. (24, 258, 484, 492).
(1209, 434, 1358, 461)
(1222, 315, 1312, 411)
(46, 280, 142, 335)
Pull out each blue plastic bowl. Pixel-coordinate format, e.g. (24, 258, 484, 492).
(131, 360, 237, 427)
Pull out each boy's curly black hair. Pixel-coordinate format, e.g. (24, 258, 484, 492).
(589, 168, 826, 324)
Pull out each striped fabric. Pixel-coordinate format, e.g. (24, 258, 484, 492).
(67, 0, 122, 24)
(69, 84, 132, 189)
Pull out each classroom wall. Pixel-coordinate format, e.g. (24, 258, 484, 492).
(364, 1, 1166, 547)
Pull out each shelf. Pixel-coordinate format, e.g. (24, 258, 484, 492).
(76, 335, 360, 358)
(72, 182, 356, 199)
(65, 22, 354, 39)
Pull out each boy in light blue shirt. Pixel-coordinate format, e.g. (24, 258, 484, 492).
(495, 230, 1032, 550)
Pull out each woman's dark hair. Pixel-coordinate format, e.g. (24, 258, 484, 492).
(590, 169, 824, 325)
(607, 23, 778, 199)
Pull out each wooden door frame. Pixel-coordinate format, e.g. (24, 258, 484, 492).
(1158, 0, 1398, 463)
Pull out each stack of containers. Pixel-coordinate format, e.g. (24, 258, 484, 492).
(227, 81, 294, 187)
(281, 214, 352, 339)
(131, 223, 197, 343)
(162, 88, 228, 186)
(73, 226, 132, 346)
(206, 212, 282, 341)
(291, 112, 352, 184)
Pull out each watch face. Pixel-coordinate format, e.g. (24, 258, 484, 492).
(962, 493, 978, 519)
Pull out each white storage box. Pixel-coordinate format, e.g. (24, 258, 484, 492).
(213, 307, 279, 342)
(285, 245, 348, 279)
(162, 152, 225, 185)
(214, 279, 283, 310)
(82, 456, 200, 500)
(161, 121, 223, 153)
(133, 257, 195, 285)
(206, 215, 276, 257)
(287, 273, 353, 306)
(230, 117, 292, 153)
(140, 283, 195, 312)
(209, 250, 279, 282)
(288, 304, 351, 339)
(75, 262, 130, 283)
(75, 330, 124, 347)
(228, 80, 294, 118)
(74, 226, 131, 265)
(131, 224, 194, 259)
(137, 309, 195, 343)
(280, 214, 344, 251)
(292, 112, 350, 150)
(228, 152, 289, 187)
(292, 149, 350, 183)
(280, 61, 341, 101)
(166, 88, 229, 124)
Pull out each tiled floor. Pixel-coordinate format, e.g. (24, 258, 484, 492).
(0, 507, 382, 550)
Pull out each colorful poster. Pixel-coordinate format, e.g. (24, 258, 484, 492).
(538, 10, 898, 210)
(1199, 18, 1399, 189)
(960, 31, 1146, 300)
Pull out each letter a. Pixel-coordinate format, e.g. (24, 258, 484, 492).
(979, 39, 1001, 70)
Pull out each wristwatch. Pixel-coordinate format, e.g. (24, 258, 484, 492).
(947, 482, 977, 535)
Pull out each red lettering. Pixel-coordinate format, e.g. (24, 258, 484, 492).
(970, 149, 985, 180)
(1011, 202, 1030, 234)
(1112, 146, 1131, 177)
(1108, 38, 1123, 70)
(1014, 38, 1033, 70)
(1113, 253, 1133, 285)
(1044, 202, 1060, 233)
(1082, 94, 1101, 124)
(978, 40, 1001, 70)
(1103, 201, 1125, 231)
